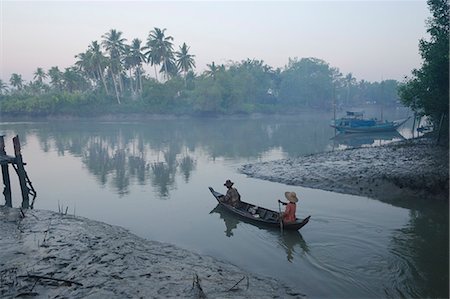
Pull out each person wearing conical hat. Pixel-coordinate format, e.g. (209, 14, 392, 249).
(222, 179, 241, 207)
(278, 191, 299, 223)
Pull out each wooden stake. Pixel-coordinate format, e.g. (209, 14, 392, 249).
(0, 136, 12, 207)
(13, 135, 29, 209)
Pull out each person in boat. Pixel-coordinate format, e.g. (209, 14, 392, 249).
(222, 179, 241, 207)
(278, 191, 298, 223)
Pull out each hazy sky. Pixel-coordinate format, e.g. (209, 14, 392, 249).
(1, 1, 430, 83)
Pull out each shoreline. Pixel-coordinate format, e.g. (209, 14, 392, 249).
(0, 207, 301, 298)
(240, 137, 449, 204)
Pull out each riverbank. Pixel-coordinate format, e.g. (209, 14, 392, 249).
(240, 137, 449, 203)
(0, 207, 301, 298)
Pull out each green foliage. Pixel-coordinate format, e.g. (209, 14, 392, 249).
(399, 0, 449, 131)
(1, 28, 403, 117)
(0, 92, 115, 116)
(279, 58, 333, 109)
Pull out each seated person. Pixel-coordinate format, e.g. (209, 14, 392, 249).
(222, 179, 241, 207)
(279, 191, 298, 223)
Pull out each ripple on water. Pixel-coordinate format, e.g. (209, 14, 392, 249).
(298, 213, 419, 298)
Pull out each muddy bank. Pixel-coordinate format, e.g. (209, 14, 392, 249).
(240, 138, 448, 203)
(0, 207, 301, 298)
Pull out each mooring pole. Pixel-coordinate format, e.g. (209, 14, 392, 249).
(0, 136, 12, 207)
(13, 135, 29, 209)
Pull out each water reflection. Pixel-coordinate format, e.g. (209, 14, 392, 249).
(388, 202, 449, 298)
(209, 204, 240, 237)
(330, 131, 405, 149)
(179, 155, 196, 183)
(210, 204, 310, 262)
(0, 112, 446, 298)
(0, 116, 336, 198)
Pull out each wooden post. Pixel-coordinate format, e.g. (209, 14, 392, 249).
(0, 136, 12, 207)
(13, 135, 29, 209)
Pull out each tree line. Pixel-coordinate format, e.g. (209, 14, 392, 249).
(0, 25, 421, 117)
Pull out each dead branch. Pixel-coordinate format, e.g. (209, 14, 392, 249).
(227, 275, 247, 292)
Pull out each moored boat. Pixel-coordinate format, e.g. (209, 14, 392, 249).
(330, 111, 409, 133)
(208, 187, 310, 231)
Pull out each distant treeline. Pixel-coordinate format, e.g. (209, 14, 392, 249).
(0, 28, 401, 116)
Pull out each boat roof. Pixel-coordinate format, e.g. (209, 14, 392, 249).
(346, 111, 364, 117)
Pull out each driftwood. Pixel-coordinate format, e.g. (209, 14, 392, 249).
(18, 274, 83, 286)
(227, 275, 248, 291)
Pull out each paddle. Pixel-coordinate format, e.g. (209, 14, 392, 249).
(278, 200, 284, 233)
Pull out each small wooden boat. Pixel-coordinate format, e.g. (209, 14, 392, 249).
(208, 187, 311, 231)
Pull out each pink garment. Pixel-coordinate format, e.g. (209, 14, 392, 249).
(283, 202, 296, 222)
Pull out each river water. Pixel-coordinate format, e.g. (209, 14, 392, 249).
(0, 108, 448, 298)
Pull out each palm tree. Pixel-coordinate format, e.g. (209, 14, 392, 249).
(0, 79, 8, 95)
(175, 42, 196, 84)
(204, 62, 219, 80)
(9, 73, 23, 91)
(145, 27, 174, 81)
(75, 51, 96, 87)
(144, 42, 160, 81)
(89, 41, 109, 94)
(33, 67, 47, 84)
(124, 38, 146, 94)
(102, 29, 127, 103)
(48, 66, 63, 91)
(160, 56, 178, 79)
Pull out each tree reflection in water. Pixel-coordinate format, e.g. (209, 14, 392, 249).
(150, 162, 173, 198)
(387, 205, 449, 298)
(3, 115, 334, 199)
(179, 156, 196, 183)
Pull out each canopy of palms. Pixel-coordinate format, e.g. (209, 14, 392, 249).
(145, 27, 174, 81)
(124, 38, 146, 94)
(102, 29, 127, 103)
(89, 41, 110, 94)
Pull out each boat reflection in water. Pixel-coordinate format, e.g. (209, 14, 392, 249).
(331, 130, 405, 149)
(210, 204, 309, 262)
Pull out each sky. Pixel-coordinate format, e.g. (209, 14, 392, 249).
(0, 0, 430, 84)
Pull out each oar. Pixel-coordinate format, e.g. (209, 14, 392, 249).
(278, 200, 284, 233)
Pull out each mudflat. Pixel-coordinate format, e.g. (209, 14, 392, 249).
(0, 208, 301, 298)
(240, 137, 449, 203)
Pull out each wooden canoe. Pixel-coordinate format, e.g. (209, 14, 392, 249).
(208, 187, 310, 231)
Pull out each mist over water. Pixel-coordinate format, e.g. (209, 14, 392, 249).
(0, 108, 447, 298)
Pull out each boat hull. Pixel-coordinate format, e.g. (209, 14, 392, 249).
(331, 117, 410, 134)
(332, 123, 400, 133)
(208, 187, 310, 231)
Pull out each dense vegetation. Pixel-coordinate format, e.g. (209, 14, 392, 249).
(0, 27, 400, 117)
(399, 0, 449, 137)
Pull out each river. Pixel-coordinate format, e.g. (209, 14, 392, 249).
(0, 108, 448, 298)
